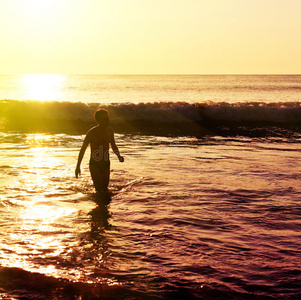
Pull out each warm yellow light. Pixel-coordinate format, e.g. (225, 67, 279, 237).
(21, 203, 76, 226)
(20, 74, 65, 101)
(1, 0, 301, 74)
(1, 202, 79, 279)
(26, 134, 53, 145)
(23, 0, 57, 12)
(17, 0, 64, 23)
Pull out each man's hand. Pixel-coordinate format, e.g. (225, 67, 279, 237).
(118, 156, 124, 162)
(75, 166, 81, 178)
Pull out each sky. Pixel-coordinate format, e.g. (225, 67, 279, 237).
(0, 0, 300, 74)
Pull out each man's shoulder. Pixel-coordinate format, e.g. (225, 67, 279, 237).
(88, 126, 99, 133)
(87, 126, 113, 137)
(85, 126, 98, 138)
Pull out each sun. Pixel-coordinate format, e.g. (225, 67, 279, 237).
(20, 74, 66, 101)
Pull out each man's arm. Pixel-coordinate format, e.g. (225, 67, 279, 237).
(75, 134, 90, 178)
(110, 128, 124, 162)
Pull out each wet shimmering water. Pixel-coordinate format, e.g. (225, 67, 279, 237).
(0, 132, 300, 299)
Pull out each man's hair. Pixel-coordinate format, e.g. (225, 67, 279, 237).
(95, 109, 109, 123)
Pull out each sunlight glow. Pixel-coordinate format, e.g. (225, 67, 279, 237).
(16, 0, 65, 25)
(22, 0, 58, 12)
(0, 201, 78, 279)
(20, 203, 76, 229)
(26, 134, 54, 146)
(20, 74, 66, 101)
(27, 146, 58, 167)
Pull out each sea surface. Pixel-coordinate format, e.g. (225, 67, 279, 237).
(1, 74, 301, 103)
(0, 75, 301, 299)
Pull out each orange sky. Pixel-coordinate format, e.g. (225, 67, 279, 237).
(0, 0, 300, 74)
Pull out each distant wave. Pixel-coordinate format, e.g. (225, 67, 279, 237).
(1, 100, 301, 136)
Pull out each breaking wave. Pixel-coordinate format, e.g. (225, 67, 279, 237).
(0, 100, 301, 136)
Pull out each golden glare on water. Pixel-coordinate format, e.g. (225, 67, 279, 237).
(20, 74, 66, 101)
(20, 203, 77, 233)
(25, 134, 56, 146)
(0, 199, 79, 278)
(26, 147, 58, 173)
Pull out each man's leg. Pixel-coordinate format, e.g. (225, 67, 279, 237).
(89, 163, 110, 192)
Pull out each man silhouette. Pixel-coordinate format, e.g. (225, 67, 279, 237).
(76, 109, 124, 192)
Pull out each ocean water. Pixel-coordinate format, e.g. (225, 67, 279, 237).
(0, 75, 301, 299)
(1, 74, 301, 103)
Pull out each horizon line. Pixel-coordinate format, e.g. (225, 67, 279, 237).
(1, 73, 301, 76)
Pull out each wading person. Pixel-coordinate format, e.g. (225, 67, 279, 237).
(75, 109, 124, 192)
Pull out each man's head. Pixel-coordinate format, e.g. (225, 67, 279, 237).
(95, 109, 109, 126)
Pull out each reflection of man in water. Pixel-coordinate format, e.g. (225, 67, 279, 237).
(76, 109, 124, 192)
